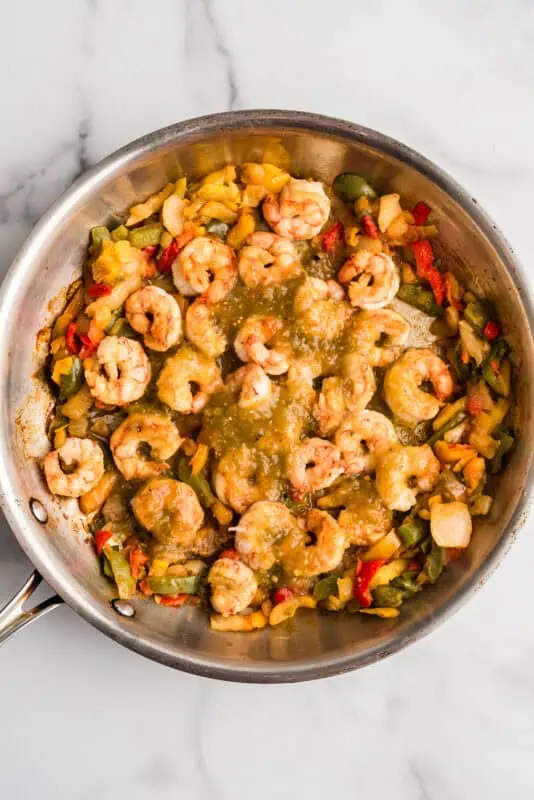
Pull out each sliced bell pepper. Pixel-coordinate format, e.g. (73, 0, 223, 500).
(94, 529, 113, 556)
(158, 238, 180, 273)
(103, 545, 137, 599)
(313, 576, 338, 601)
(396, 284, 443, 317)
(397, 519, 427, 548)
(129, 545, 149, 579)
(273, 587, 294, 605)
(483, 320, 500, 341)
(147, 575, 200, 596)
(157, 594, 188, 607)
(88, 282, 112, 299)
(412, 201, 431, 225)
(353, 559, 386, 608)
(219, 548, 239, 560)
(177, 457, 216, 507)
(65, 322, 79, 354)
(142, 244, 158, 259)
(321, 221, 344, 252)
(443, 272, 464, 310)
(412, 239, 444, 305)
(360, 214, 379, 239)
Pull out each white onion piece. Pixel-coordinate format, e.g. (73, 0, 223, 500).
(430, 501, 472, 548)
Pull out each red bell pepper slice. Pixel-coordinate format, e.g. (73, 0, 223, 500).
(412, 239, 445, 305)
(88, 282, 112, 299)
(129, 545, 149, 579)
(353, 559, 385, 608)
(158, 594, 187, 607)
(78, 334, 96, 360)
(443, 272, 464, 311)
(321, 221, 344, 252)
(273, 587, 294, 605)
(94, 529, 113, 556)
(483, 320, 500, 341)
(219, 548, 239, 561)
(142, 245, 158, 259)
(466, 391, 484, 417)
(65, 322, 80, 354)
(361, 215, 379, 239)
(412, 201, 431, 225)
(158, 238, 180, 273)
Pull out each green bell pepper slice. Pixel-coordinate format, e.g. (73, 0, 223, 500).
(332, 173, 377, 202)
(396, 284, 443, 317)
(103, 546, 136, 599)
(177, 457, 216, 508)
(371, 585, 405, 608)
(398, 518, 427, 548)
(147, 575, 200, 596)
(58, 356, 83, 401)
(313, 575, 339, 601)
(463, 300, 495, 332)
(129, 223, 163, 249)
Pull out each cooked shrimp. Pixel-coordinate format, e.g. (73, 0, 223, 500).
(225, 364, 274, 412)
(347, 308, 410, 366)
(172, 236, 236, 303)
(335, 410, 398, 475)
(131, 478, 204, 547)
(157, 345, 222, 414)
(185, 297, 227, 358)
(44, 437, 104, 497)
(286, 358, 322, 407)
(208, 557, 258, 617)
(341, 353, 377, 411)
(125, 286, 182, 351)
(87, 240, 147, 317)
(338, 250, 400, 309)
(84, 336, 151, 406)
(314, 377, 345, 436)
(287, 438, 343, 494)
(294, 277, 349, 340)
(234, 315, 290, 376)
(263, 179, 331, 240)
(238, 232, 302, 287)
(384, 348, 454, 424)
(280, 510, 346, 577)
(234, 500, 299, 571)
(110, 413, 183, 480)
(337, 484, 393, 546)
(375, 444, 441, 511)
(214, 445, 279, 513)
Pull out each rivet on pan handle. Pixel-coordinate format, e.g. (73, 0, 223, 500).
(0, 571, 63, 646)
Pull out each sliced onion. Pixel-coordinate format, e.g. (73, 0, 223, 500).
(431, 501, 472, 548)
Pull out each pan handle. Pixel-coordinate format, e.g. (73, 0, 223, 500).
(0, 570, 63, 646)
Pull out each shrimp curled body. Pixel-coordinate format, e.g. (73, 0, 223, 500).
(338, 250, 400, 309)
(375, 444, 441, 511)
(384, 348, 454, 424)
(234, 315, 289, 376)
(208, 557, 258, 617)
(235, 501, 299, 571)
(157, 346, 222, 414)
(335, 410, 398, 475)
(125, 286, 182, 351)
(84, 336, 151, 406)
(263, 180, 331, 240)
(347, 309, 410, 367)
(173, 236, 236, 303)
(44, 437, 104, 497)
(110, 413, 183, 480)
(238, 232, 302, 287)
(287, 437, 344, 494)
(131, 478, 204, 547)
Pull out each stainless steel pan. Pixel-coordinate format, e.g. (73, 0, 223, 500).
(1, 110, 532, 682)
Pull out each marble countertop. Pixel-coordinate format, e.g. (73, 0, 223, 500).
(2, 1, 534, 798)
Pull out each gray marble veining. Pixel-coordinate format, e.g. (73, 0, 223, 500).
(1, 1, 534, 797)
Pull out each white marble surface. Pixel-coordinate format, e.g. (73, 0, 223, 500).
(1, 1, 534, 798)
